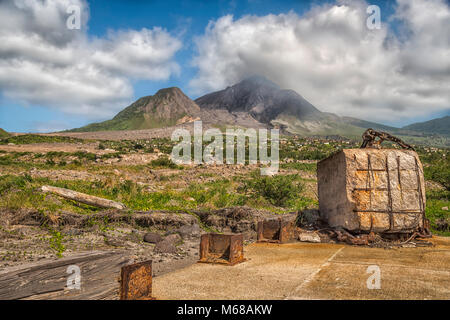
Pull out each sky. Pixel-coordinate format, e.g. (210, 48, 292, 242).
(0, 0, 449, 132)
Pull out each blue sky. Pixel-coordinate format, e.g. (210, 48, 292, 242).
(0, 0, 448, 132)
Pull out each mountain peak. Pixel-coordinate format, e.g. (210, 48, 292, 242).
(70, 87, 200, 132)
(195, 75, 320, 123)
(237, 75, 280, 89)
(155, 87, 184, 96)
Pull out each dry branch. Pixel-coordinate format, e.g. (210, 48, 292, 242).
(41, 185, 126, 210)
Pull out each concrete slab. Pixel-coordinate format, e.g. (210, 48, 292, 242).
(152, 237, 450, 300)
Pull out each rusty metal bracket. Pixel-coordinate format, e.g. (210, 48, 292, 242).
(360, 128, 415, 150)
(257, 217, 295, 243)
(198, 233, 246, 266)
(119, 260, 154, 300)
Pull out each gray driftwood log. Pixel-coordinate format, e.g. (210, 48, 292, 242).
(0, 251, 131, 300)
(41, 185, 126, 210)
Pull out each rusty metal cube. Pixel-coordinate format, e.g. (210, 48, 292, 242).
(257, 217, 295, 243)
(119, 260, 154, 300)
(198, 233, 245, 266)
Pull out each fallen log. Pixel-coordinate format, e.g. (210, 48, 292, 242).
(0, 251, 131, 300)
(41, 185, 126, 210)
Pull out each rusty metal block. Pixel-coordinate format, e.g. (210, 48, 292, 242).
(198, 233, 245, 266)
(119, 260, 154, 300)
(257, 217, 295, 243)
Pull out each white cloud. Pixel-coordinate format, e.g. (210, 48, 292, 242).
(0, 0, 182, 119)
(190, 0, 450, 124)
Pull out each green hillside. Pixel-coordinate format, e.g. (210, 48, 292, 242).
(69, 87, 200, 132)
(0, 128, 10, 139)
(403, 115, 450, 135)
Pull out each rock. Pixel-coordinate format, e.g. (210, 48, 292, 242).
(298, 231, 321, 243)
(65, 229, 83, 236)
(105, 237, 123, 247)
(298, 209, 320, 227)
(154, 239, 177, 254)
(165, 233, 182, 244)
(442, 206, 449, 211)
(176, 224, 201, 238)
(435, 218, 450, 232)
(143, 232, 163, 244)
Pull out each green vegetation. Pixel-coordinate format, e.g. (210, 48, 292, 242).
(419, 150, 449, 191)
(280, 162, 317, 172)
(241, 172, 304, 207)
(0, 128, 10, 139)
(97, 138, 175, 154)
(403, 115, 450, 136)
(426, 190, 450, 236)
(47, 228, 66, 258)
(279, 138, 358, 161)
(0, 134, 84, 145)
(415, 147, 449, 234)
(150, 156, 181, 169)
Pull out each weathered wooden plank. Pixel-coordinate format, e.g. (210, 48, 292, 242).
(0, 251, 131, 300)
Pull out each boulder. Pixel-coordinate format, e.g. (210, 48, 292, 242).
(165, 233, 182, 244)
(154, 239, 177, 254)
(143, 232, 162, 244)
(176, 224, 201, 238)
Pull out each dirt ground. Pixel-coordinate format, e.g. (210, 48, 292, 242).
(153, 236, 450, 300)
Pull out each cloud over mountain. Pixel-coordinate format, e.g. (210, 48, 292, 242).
(190, 0, 450, 124)
(0, 0, 181, 118)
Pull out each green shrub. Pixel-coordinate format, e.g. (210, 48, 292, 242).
(242, 173, 304, 207)
(424, 161, 450, 190)
(48, 229, 65, 258)
(150, 156, 180, 169)
(0, 174, 33, 194)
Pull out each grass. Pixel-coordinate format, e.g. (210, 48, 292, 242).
(280, 162, 317, 172)
(150, 156, 182, 169)
(0, 134, 85, 145)
(0, 128, 10, 139)
(0, 167, 317, 217)
(426, 190, 450, 236)
(240, 172, 305, 207)
(47, 228, 66, 258)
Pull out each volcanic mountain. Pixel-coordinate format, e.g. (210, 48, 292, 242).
(195, 75, 322, 124)
(195, 76, 401, 137)
(71, 87, 201, 132)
